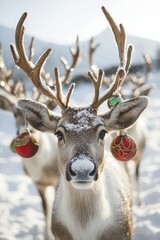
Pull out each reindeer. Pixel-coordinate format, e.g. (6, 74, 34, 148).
(10, 6, 148, 240)
(0, 32, 80, 240)
(0, 43, 58, 240)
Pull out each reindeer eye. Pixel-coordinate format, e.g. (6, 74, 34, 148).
(99, 130, 107, 140)
(55, 130, 64, 141)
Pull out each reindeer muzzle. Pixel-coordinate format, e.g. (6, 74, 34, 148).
(66, 154, 98, 189)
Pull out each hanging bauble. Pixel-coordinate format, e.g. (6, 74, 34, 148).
(10, 138, 17, 153)
(110, 133, 137, 161)
(14, 128, 39, 158)
(107, 92, 123, 109)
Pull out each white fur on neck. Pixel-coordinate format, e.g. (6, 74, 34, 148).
(53, 161, 127, 239)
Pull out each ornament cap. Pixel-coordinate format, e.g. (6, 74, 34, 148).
(22, 127, 29, 134)
(120, 130, 127, 136)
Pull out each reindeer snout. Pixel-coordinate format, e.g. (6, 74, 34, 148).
(66, 154, 97, 184)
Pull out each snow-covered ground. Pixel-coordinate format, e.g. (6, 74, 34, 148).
(0, 69, 160, 239)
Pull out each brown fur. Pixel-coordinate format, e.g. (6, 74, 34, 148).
(52, 219, 73, 240)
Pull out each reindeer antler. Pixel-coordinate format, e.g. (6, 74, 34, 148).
(88, 37, 100, 67)
(60, 36, 80, 85)
(29, 36, 35, 62)
(0, 41, 26, 98)
(88, 6, 133, 109)
(101, 6, 126, 67)
(89, 68, 125, 109)
(10, 12, 75, 110)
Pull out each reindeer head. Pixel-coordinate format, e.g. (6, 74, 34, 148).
(10, 7, 148, 189)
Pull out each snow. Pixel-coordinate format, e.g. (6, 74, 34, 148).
(64, 109, 103, 133)
(71, 154, 94, 174)
(0, 69, 160, 239)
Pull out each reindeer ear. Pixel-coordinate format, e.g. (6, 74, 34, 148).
(134, 85, 153, 97)
(0, 96, 14, 112)
(101, 96, 148, 132)
(0, 89, 16, 112)
(17, 99, 61, 132)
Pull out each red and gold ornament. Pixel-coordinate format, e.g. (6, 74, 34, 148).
(14, 128, 39, 158)
(110, 132, 137, 161)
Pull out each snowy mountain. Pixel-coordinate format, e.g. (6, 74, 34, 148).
(1, 24, 160, 80)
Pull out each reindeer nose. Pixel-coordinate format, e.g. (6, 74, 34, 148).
(66, 156, 97, 181)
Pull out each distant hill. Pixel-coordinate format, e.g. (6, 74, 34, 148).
(1, 24, 160, 81)
(0, 25, 71, 81)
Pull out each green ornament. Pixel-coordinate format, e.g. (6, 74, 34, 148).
(107, 93, 123, 109)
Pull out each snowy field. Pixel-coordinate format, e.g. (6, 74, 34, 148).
(0, 69, 160, 239)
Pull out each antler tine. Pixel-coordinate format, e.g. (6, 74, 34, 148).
(10, 12, 69, 110)
(88, 6, 134, 109)
(29, 36, 35, 62)
(60, 35, 80, 85)
(117, 44, 134, 89)
(101, 6, 126, 67)
(13, 81, 26, 98)
(91, 64, 100, 79)
(125, 45, 134, 74)
(143, 53, 152, 76)
(0, 43, 13, 87)
(88, 69, 104, 106)
(89, 37, 101, 67)
(54, 67, 75, 108)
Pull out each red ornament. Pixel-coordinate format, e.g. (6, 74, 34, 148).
(14, 129, 39, 158)
(110, 134, 137, 161)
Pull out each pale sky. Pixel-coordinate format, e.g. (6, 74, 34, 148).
(0, 0, 159, 44)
